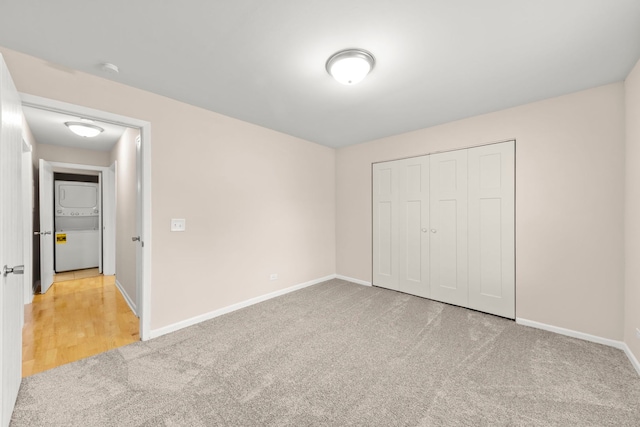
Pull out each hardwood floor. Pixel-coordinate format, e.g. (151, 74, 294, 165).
(22, 272, 140, 377)
(53, 267, 103, 283)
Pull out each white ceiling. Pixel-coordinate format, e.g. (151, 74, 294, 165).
(2, 1, 640, 148)
(23, 106, 127, 151)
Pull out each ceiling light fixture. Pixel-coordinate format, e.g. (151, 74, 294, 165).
(64, 121, 105, 138)
(101, 62, 119, 74)
(326, 49, 375, 85)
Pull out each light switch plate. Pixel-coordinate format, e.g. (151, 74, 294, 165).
(171, 218, 186, 232)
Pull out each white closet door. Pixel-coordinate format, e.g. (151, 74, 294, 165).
(468, 141, 515, 318)
(397, 156, 430, 298)
(430, 150, 468, 307)
(372, 161, 399, 290)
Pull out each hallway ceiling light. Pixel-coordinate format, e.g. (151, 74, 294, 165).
(64, 121, 104, 138)
(326, 49, 375, 85)
(100, 62, 120, 74)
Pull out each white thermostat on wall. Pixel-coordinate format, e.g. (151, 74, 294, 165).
(171, 218, 186, 232)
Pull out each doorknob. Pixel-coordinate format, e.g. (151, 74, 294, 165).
(3, 265, 24, 277)
(132, 236, 141, 242)
(34, 231, 52, 235)
(421, 228, 428, 233)
(431, 229, 437, 233)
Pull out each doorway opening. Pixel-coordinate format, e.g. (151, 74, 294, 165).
(19, 93, 152, 375)
(53, 173, 100, 276)
(36, 160, 117, 295)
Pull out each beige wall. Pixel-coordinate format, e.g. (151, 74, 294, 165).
(109, 128, 139, 308)
(625, 59, 640, 362)
(5, 44, 634, 348)
(336, 83, 625, 340)
(35, 142, 111, 167)
(0, 47, 336, 331)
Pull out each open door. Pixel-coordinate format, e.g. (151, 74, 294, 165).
(0, 53, 25, 427)
(38, 159, 54, 294)
(98, 172, 103, 273)
(102, 163, 116, 276)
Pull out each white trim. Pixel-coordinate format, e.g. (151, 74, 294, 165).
(46, 161, 115, 276)
(149, 275, 335, 339)
(20, 93, 152, 342)
(20, 93, 149, 129)
(21, 140, 33, 307)
(517, 317, 640, 377)
(139, 124, 152, 341)
(47, 161, 106, 173)
(102, 162, 116, 275)
(516, 318, 625, 349)
(623, 344, 640, 376)
(115, 279, 137, 316)
(336, 274, 372, 286)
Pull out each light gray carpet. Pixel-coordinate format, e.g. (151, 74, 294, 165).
(11, 279, 640, 426)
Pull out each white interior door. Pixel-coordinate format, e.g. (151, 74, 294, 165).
(397, 156, 430, 298)
(102, 163, 116, 276)
(38, 159, 54, 293)
(0, 53, 24, 427)
(372, 161, 399, 291)
(97, 172, 103, 273)
(468, 141, 515, 318)
(430, 149, 468, 307)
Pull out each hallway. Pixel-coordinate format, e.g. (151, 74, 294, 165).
(22, 271, 139, 377)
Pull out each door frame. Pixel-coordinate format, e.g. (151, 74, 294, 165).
(21, 139, 33, 307)
(42, 161, 114, 275)
(22, 93, 153, 341)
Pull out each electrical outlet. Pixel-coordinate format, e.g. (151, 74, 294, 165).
(171, 218, 186, 232)
(636, 328, 640, 339)
(270, 273, 278, 280)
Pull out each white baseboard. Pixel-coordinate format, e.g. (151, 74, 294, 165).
(115, 279, 137, 316)
(149, 274, 336, 339)
(336, 274, 372, 286)
(623, 343, 640, 376)
(516, 317, 640, 377)
(143, 276, 640, 377)
(516, 318, 624, 349)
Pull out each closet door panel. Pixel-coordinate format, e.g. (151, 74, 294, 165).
(373, 162, 399, 290)
(397, 157, 430, 298)
(468, 141, 515, 318)
(429, 150, 468, 306)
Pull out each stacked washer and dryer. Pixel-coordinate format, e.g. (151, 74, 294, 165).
(54, 180, 100, 272)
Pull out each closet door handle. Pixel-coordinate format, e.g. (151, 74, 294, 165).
(431, 229, 437, 233)
(421, 228, 427, 233)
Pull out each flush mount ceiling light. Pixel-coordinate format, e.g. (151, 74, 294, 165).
(100, 62, 119, 74)
(64, 121, 104, 138)
(326, 48, 375, 85)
